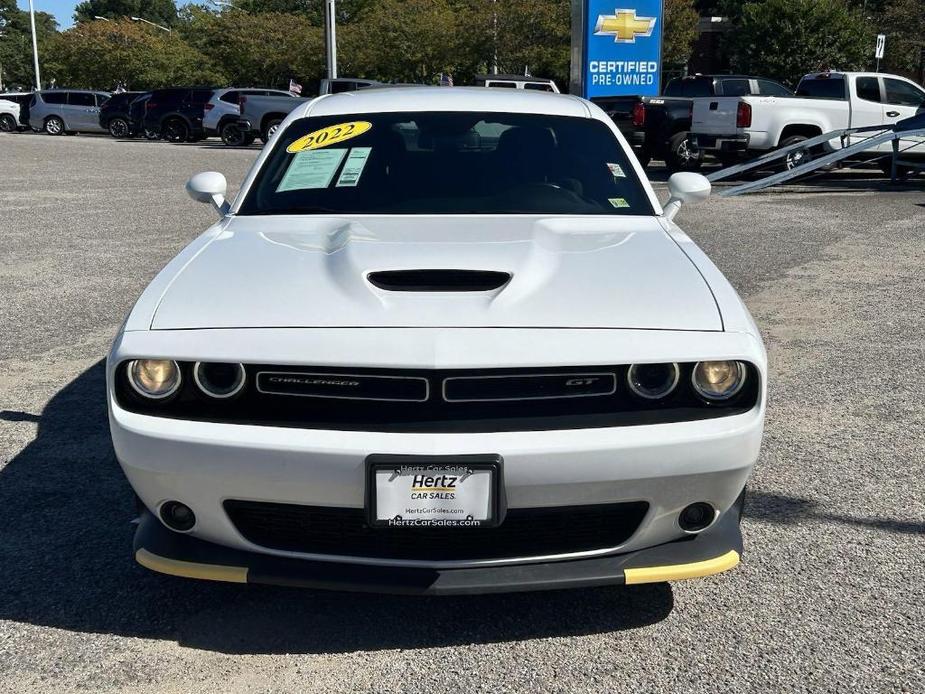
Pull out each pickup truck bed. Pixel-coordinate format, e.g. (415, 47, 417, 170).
(597, 74, 793, 172)
(239, 94, 309, 143)
(690, 71, 925, 169)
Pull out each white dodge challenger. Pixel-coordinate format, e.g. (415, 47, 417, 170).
(108, 87, 766, 593)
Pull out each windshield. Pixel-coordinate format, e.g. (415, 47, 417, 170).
(238, 111, 654, 216)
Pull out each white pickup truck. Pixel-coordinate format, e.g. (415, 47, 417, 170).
(690, 71, 925, 170)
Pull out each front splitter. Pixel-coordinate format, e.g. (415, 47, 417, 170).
(133, 497, 744, 595)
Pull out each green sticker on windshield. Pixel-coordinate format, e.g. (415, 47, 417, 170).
(607, 163, 625, 178)
(276, 148, 347, 192)
(609, 197, 630, 208)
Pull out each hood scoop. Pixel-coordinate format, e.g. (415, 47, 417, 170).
(367, 269, 512, 292)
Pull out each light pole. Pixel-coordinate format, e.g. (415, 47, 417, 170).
(325, 0, 337, 80)
(27, 0, 41, 90)
(93, 15, 111, 21)
(131, 17, 171, 32)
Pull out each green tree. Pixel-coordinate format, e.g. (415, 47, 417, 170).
(729, 0, 873, 86)
(663, 0, 699, 67)
(880, 0, 925, 82)
(414, 0, 572, 89)
(74, 0, 179, 28)
(341, 0, 464, 83)
(0, 0, 58, 89)
(179, 8, 323, 87)
(230, 0, 372, 24)
(494, 0, 570, 86)
(44, 18, 225, 89)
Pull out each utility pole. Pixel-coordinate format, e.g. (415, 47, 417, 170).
(325, 0, 337, 80)
(28, 0, 41, 90)
(492, 0, 498, 74)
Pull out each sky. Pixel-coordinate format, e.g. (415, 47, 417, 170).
(17, 0, 181, 30)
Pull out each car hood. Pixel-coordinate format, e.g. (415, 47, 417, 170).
(150, 215, 721, 331)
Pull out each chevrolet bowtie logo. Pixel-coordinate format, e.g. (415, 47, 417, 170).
(594, 9, 656, 43)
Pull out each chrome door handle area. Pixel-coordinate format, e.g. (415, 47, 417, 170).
(886, 111, 900, 117)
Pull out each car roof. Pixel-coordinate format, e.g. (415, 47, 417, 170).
(297, 86, 589, 119)
(39, 89, 109, 94)
(151, 87, 216, 92)
(800, 71, 893, 79)
(476, 74, 555, 82)
(213, 87, 290, 94)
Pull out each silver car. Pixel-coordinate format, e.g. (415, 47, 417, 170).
(29, 90, 110, 135)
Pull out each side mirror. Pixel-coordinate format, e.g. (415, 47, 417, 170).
(663, 172, 711, 221)
(186, 171, 229, 216)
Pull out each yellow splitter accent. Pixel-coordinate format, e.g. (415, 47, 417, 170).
(624, 550, 740, 585)
(135, 548, 248, 583)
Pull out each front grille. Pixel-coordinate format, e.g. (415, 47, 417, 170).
(224, 500, 649, 561)
(115, 362, 761, 432)
(256, 371, 429, 402)
(443, 372, 616, 401)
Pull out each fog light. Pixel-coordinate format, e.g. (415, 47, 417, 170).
(194, 362, 246, 398)
(160, 500, 196, 532)
(678, 502, 716, 533)
(127, 359, 181, 399)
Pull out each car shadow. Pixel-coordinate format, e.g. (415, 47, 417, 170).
(0, 360, 673, 654)
(745, 490, 925, 535)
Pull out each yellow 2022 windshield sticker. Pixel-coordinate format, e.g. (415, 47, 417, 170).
(287, 121, 372, 153)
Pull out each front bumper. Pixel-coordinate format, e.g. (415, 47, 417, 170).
(112, 396, 761, 567)
(134, 493, 744, 594)
(690, 133, 749, 153)
(110, 327, 765, 585)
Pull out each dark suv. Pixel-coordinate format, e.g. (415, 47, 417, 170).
(142, 88, 215, 142)
(99, 91, 146, 137)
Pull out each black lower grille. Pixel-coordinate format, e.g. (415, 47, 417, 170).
(224, 500, 649, 561)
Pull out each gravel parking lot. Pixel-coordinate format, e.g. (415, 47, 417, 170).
(1, 133, 923, 693)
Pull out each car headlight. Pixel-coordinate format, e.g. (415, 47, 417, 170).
(692, 361, 746, 401)
(127, 359, 181, 399)
(627, 363, 680, 400)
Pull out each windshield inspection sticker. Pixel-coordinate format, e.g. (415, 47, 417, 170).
(336, 147, 372, 187)
(276, 148, 347, 192)
(609, 197, 630, 208)
(607, 162, 626, 178)
(287, 121, 372, 153)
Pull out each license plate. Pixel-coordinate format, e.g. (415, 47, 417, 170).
(367, 455, 501, 528)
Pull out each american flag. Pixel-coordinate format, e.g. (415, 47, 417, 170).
(289, 79, 302, 95)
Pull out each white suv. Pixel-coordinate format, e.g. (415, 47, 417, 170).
(0, 98, 20, 132)
(203, 88, 294, 146)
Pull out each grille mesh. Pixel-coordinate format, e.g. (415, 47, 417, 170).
(224, 500, 649, 561)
